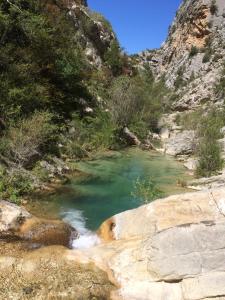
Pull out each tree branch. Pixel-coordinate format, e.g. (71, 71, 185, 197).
(6, 0, 22, 12)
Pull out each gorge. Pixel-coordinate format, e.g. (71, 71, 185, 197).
(1, 0, 225, 299)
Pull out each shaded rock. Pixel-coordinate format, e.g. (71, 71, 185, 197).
(18, 217, 76, 247)
(123, 127, 141, 146)
(0, 201, 76, 247)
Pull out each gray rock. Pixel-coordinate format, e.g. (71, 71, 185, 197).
(184, 157, 198, 170)
(123, 127, 141, 146)
(165, 130, 196, 156)
(0, 200, 31, 234)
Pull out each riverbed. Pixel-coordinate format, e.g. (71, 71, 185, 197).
(28, 149, 192, 236)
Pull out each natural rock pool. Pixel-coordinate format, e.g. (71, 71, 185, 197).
(28, 149, 192, 243)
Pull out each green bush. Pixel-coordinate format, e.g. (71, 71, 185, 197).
(0, 167, 33, 204)
(196, 110, 225, 177)
(131, 177, 164, 203)
(180, 109, 204, 130)
(0, 0, 90, 121)
(196, 138, 223, 177)
(104, 40, 124, 76)
(108, 74, 167, 132)
(0, 111, 57, 167)
(202, 50, 212, 63)
(215, 77, 225, 97)
(63, 111, 116, 159)
(189, 46, 198, 58)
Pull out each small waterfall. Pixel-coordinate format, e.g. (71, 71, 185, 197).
(60, 209, 100, 249)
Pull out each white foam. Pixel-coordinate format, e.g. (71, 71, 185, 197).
(61, 209, 100, 249)
(61, 209, 88, 234)
(72, 233, 100, 249)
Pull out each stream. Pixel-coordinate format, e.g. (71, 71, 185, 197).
(28, 148, 192, 248)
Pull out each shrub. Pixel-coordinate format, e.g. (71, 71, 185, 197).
(0, 167, 33, 204)
(108, 74, 167, 132)
(196, 138, 223, 177)
(202, 50, 212, 63)
(104, 40, 123, 76)
(108, 76, 143, 127)
(210, 0, 218, 15)
(63, 111, 116, 159)
(189, 46, 198, 58)
(195, 110, 225, 177)
(215, 66, 225, 97)
(0, 111, 57, 167)
(131, 177, 164, 203)
(179, 109, 203, 130)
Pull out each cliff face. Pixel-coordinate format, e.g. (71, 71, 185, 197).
(137, 0, 225, 111)
(61, 0, 116, 68)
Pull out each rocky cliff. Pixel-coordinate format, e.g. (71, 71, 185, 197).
(136, 0, 225, 111)
(44, 0, 117, 69)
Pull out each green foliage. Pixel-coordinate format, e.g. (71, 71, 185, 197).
(108, 74, 168, 132)
(0, 111, 57, 167)
(131, 177, 164, 203)
(174, 67, 185, 89)
(63, 111, 116, 159)
(0, 167, 33, 204)
(0, 0, 89, 121)
(215, 63, 225, 97)
(210, 0, 218, 15)
(189, 46, 198, 58)
(196, 139, 223, 177)
(202, 49, 212, 63)
(104, 40, 124, 76)
(196, 110, 225, 177)
(180, 109, 204, 130)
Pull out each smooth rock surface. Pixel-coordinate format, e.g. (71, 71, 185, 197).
(90, 188, 225, 299)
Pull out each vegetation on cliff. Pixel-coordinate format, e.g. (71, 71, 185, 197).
(0, 0, 167, 202)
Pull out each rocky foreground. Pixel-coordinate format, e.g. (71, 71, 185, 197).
(1, 188, 225, 299)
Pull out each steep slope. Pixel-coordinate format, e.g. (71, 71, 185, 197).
(136, 0, 225, 111)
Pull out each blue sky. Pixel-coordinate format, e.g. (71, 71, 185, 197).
(88, 0, 182, 54)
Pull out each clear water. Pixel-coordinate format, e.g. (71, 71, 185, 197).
(28, 149, 192, 235)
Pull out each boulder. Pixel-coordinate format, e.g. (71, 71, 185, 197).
(0, 201, 76, 247)
(0, 201, 31, 235)
(164, 130, 196, 156)
(90, 188, 225, 299)
(123, 127, 141, 146)
(18, 217, 76, 247)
